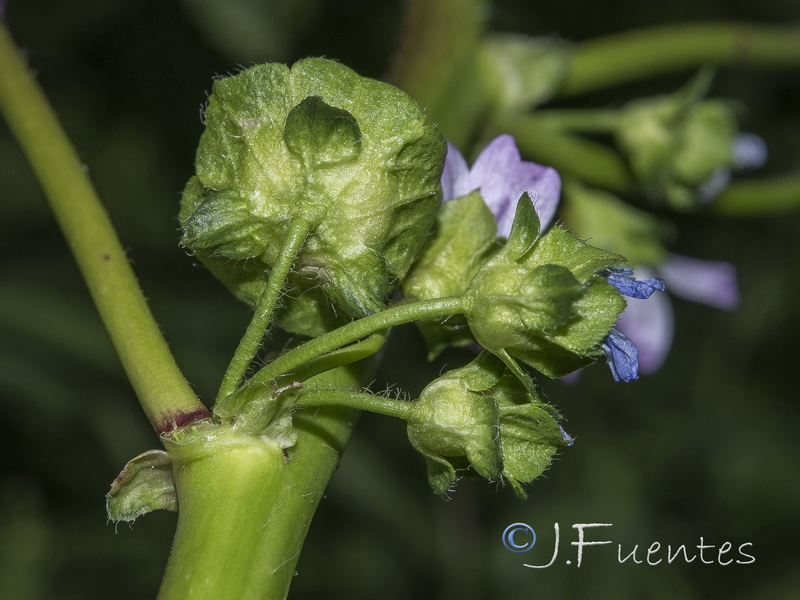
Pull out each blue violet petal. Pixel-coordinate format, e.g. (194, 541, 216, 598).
(601, 329, 640, 382)
(559, 425, 575, 447)
(606, 267, 665, 299)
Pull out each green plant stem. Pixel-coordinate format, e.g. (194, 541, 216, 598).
(217, 217, 312, 402)
(533, 109, 622, 133)
(0, 23, 205, 432)
(710, 174, 800, 216)
(295, 389, 414, 420)
(560, 22, 800, 97)
(284, 331, 388, 385)
(493, 113, 636, 193)
(218, 295, 469, 415)
(247, 296, 469, 390)
(158, 367, 363, 600)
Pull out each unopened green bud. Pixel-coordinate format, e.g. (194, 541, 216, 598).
(408, 363, 502, 495)
(615, 70, 738, 210)
(479, 34, 570, 112)
(407, 352, 569, 496)
(466, 195, 626, 377)
(180, 58, 445, 335)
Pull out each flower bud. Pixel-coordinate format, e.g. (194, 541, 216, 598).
(180, 58, 446, 335)
(615, 71, 738, 210)
(407, 352, 570, 497)
(465, 195, 626, 377)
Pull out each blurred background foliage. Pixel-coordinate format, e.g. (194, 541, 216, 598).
(1, 0, 799, 598)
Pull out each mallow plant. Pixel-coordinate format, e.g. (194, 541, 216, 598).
(2, 1, 799, 598)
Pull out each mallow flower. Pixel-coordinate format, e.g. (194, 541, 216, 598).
(407, 135, 666, 383)
(403, 134, 563, 357)
(464, 194, 665, 383)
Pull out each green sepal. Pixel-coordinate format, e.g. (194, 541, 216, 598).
(468, 263, 583, 353)
(403, 191, 499, 358)
(525, 224, 625, 283)
(504, 193, 541, 258)
(180, 58, 446, 335)
(181, 184, 270, 260)
(465, 196, 627, 378)
(106, 450, 177, 523)
(498, 399, 569, 499)
(408, 366, 502, 494)
(479, 34, 570, 113)
(562, 181, 668, 266)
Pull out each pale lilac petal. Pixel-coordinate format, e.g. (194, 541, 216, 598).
(659, 254, 739, 309)
(441, 141, 471, 201)
(469, 135, 525, 231)
(697, 168, 731, 204)
(616, 291, 674, 374)
(733, 133, 768, 170)
(469, 135, 561, 235)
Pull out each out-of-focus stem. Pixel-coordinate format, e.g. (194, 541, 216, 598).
(711, 174, 800, 217)
(494, 113, 637, 193)
(388, 0, 488, 112)
(560, 22, 800, 97)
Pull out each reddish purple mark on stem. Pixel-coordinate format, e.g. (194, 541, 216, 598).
(157, 408, 213, 434)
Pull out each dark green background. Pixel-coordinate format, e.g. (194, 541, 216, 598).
(1, 1, 798, 598)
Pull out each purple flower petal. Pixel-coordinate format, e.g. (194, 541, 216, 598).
(441, 135, 561, 233)
(616, 291, 674, 374)
(441, 141, 471, 202)
(601, 328, 639, 382)
(605, 267, 665, 299)
(659, 254, 739, 310)
(733, 133, 768, 170)
(697, 168, 731, 204)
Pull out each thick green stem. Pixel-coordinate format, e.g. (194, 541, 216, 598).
(560, 22, 800, 97)
(217, 217, 313, 402)
(158, 367, 362, 600)
(0, 24, 205, 432)
(295, 388, 414, 421)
